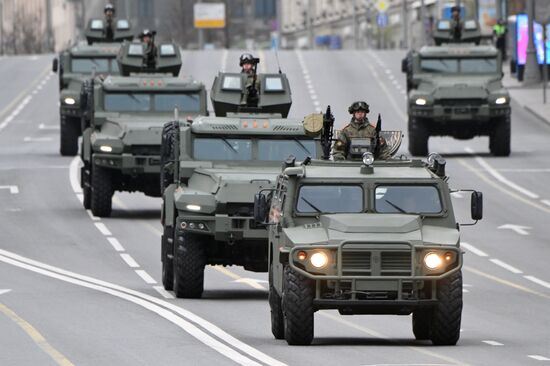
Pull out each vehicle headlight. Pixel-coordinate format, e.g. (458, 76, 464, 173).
(186, 204, 201, 212)
(310, 252, 329, 268)
(362, 152, 374, 166)
(415, 98, 427, 106)
(64, 97, 76, 105)
(495, 97, 507, 105)
(99, 145, 113, 153)
(424, 252, 443, 270)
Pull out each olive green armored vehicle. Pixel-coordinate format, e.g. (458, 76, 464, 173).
(160, 67, 333, 298)
(52, 18, 133, 156)
(403, 20, 511, 157)
(254, 153, 483, 345)
(80, 40, 207, 217)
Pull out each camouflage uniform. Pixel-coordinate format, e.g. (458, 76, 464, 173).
(332, 118, 391, 160)
(450, 19, 464, 42)
(241, 69, 260, 105)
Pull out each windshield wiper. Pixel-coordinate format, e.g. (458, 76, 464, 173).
(293, 138, 311, 155)
(384, 199, 407, 214)
(221, 138, 239, 154)
(300, 197, 322, 213)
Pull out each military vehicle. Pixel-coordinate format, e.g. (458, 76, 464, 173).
(402, 20, 511, 157)
(80, 39, 207, 217)
(254, 152, 483, 345)
(160, 65, 333, 298)
(52, 18, 133, 156)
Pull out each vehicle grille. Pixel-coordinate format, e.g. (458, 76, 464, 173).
(341, 247, 411, 276)
(438, 99, 483, 106)
(130, 145, 160, 156)
(381, 252, 412, 276)
(342, 251, 371, 276)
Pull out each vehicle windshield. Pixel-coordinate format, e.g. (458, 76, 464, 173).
(104, 93, 201, 112)
(420, 58, 497, 74)
(193, 138, 316, 161)
(296, 185, 363, 214)
(71, 58, 115, 73)
(374, 185, 442, 214)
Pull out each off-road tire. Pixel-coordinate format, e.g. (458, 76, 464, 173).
(161, 225, 174, 291)
(60, 114, 80, 156)
(173, 232, 206, 298)
(160, 121, 178, 193)
(90, 165, 113, 217)
(83, 186, 91, 210)
(282, 266, 314, 345)
(269, 266, 284, 339)
(412, 309, 432, 340)
(489, 115, 511, 157)
(430, 271, 463, 346)
(408, 116, 429, 156)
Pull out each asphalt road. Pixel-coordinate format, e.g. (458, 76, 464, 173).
(0, 50, 549, 366)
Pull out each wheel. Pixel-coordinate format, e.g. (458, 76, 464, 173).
(489, 115, 511, 157)
(412, 309, 432, 340)
(282, 266, 314, 345)
(430, 271, 463, 346)
(408, 116, 429, 156)
(269, 265, 284, 339)
(81, 164, 91, 210)
(160, 121, 178, 193)
(173, 232, 206, 298)
(161, 225, 174, 291)
(60, 114, 80, 156)
(90, 164, 113, 217)
(83, 186, 91, 210)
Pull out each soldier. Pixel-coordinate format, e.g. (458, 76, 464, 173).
(493, 19, 507, 60)
(104, 3, 116, 41)
(450, 6, 463, 42)
(332, 101, 391, 161)
(139, 29, 157, 68)
(239, 53, 260, 106)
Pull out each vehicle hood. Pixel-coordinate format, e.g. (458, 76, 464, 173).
(282, 213, 459, 247)
(417, 76, 504, 99)
(97, 115, 185, 145)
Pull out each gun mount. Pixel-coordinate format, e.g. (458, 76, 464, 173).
(85, 18, 134, 45)
(117, 40, 182, 76)
(433, 19, 481, 45)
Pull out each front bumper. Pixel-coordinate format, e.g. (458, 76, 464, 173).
(60, 106, 82, 118)
(410, 104, 510, 121)
(93, 153, 161, 174)
(176, 214, 267, 242)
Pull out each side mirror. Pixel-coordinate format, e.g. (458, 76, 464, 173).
(401, 58, 408, 73)
(52, 58, 58, 73)
(253, 193, 269, 223)
(471, 191, 483, 221)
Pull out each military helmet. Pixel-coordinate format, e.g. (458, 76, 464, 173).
(104, 3, 115, 13)
(139, 29, 156, 39)
(239, 53, 255, 66)
(348, 101, 370, 114)
(451, 6, 460, 12)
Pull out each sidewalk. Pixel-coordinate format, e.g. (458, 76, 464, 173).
(503, 69, 550, 125)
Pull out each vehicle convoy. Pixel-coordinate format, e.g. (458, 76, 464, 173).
(160, 64, 332, 298)
(402, 19, 511, 157)
(254, 153, 483, 345)
(52, 18, 133, 156)
(80, 39, 207, 217)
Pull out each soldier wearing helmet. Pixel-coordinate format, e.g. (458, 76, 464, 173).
(450, 6, 463, 42)
(332, 101, 390, 161)
(139, 29, 157, 68)
(104, 4, 116, 41)
(239, 53, 261, 105)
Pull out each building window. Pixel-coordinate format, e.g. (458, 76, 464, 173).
(138, 0, 154, 18)
(255, 0, 276, 18)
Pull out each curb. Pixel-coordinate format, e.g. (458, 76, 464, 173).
(524, 105, 550, 126)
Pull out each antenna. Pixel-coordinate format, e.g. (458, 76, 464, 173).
(274, 48, 282, 74)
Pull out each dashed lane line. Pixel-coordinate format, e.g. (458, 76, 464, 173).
(295, 50, 322, 113)
(94, 222, 112, 236)
(0, 302, 75, 366)
(120, 253, 140, 268)
(528, 355, 550, 361)
(153, 286, 175, 299)
(524, 276, 550, 290)
(489, 259, 523, 274)
(482, 340, 504, 346)
(461, 242, 488, 257)
(107, 237, 125, 252)
(135, 269, 157, 284)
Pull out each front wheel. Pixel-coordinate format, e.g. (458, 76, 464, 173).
(173, 232, 206, 298)
(489, 115, 511, 156)
(408, 116, 429, 156)
(90, 165, 113, 217)
(412, 309, 431, 340)
(282, 266, 314, 345)
(430, 271, 463, 345)
(60, 114, 80, 156)
(161, 225, 174, 291)
(269, 265, 284, 339)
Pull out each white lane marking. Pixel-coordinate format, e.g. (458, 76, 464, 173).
(482, 340, 504, 346)
(120, 253, 139, 268)
(0, 289, 12, 295)
(465, 147, 540, 199)
(0, 96, 33, 132)
(135, 270, 157, 284)
(233, 278, 268, 290)
(94, 222, 112, 236)
(463, 284, 473, 287)
(524, 276, 550, 289)
(0, 252, 271, 366)
(76, 193, 83, 203)
(107, 237, 125, 252)
(0, 249, 287, 366)
(528, 355, 550, 361)
(462, 289, 469, 293)
(24, 137, 53, 142)
(69, 157, 82, 193)
(461, 242, 488, 257)
(450, 191, 464, 198)
(498, 224, 531, 236)
(220, 49, 228, 72)
(153, 286, 175, 299)
(489, 259, 523, 274)
(541, 199, 550, 207)
(295, 50, 320, 112)
(0, 185, 19, 194)
(86, 210, 100, 221)
(38, 123, 59, 130)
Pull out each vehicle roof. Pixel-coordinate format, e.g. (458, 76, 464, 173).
(100, 75, 204, 91)
(190, 116, 308, 136)
(69, 42, 120, 57)
(419, 44, 498, 57)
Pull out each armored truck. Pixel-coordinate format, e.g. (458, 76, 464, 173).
(80, 40, 207, 217)
(52, 18, 133, 156)
(254, 153, 483, 345)
(160, 70, 331, 298)
(403, 20, 511, 157)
